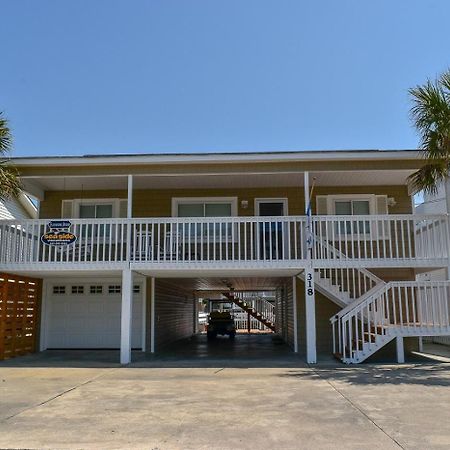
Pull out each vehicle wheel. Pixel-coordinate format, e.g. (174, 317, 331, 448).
(207, 331, 216, 340)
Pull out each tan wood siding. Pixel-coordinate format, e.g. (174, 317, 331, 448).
(284, 282, 295, 349)
(39, 185, 412, 219)
(150, 279, 194, 351)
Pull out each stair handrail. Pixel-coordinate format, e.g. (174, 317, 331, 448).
(333, 280, 450, 362)
(235, 292, 276, 324)
(330, 281, 387, 324)
(313, 233, 383, 285)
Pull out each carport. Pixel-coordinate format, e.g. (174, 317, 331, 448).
(147, 276, 298, 360)
(1, 270, 300, 364)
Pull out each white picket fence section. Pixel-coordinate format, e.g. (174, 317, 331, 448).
(331, 281, 450, 363)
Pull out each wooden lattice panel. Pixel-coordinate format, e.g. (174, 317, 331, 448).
(0, 273, 42, 360)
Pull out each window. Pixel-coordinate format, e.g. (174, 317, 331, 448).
(77, 201, 114, 238)
(79, 203, 113, 219)
(176, 202, 233, 218)
(133, 285, 140, 294)
(172, 198, 237, 239)
(108, 285, 121, 294)
(71, 285, 84, 294)
(53, 286, 66, 294)
(90, 285, 103, 294)
(333, 198, 371, 234)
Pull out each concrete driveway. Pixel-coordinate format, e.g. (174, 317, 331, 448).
(1, 352, 450, 449)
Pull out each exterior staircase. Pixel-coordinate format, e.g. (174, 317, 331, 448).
(331, 281, 450, 363)
(222, 291, 276, 332)
(309, 237, 450, 363)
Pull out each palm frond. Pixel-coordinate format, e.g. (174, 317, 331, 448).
(409, 68, 450, 193)
(0, 162, 22, 200)
(0, 112, 12, 155)
(407, 161, 449, 195)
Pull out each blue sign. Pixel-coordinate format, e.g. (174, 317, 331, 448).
(41, 220, 77, 246)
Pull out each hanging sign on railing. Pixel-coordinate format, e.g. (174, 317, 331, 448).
(41, 220, 77, 246)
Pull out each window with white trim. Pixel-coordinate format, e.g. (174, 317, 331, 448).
(79, 203, 113, 219)
(173, 198, 236, 218)
(172, 197, 237, 238)
(316, 194, 389, 236)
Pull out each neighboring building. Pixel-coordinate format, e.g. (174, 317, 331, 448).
(1, 149, 450, 364)
(0, 193, 37, 220)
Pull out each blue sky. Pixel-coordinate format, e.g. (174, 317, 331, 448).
(1, 0, 450, 157)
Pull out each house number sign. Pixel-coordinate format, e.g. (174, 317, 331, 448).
(41, 220, 77, 246)
(305, 269, 315, 298)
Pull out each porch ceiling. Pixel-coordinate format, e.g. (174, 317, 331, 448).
(153, 276, 289, 293)
(21, 169, 415, 195)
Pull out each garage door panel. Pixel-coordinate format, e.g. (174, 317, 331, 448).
(47, 286, 143, 349)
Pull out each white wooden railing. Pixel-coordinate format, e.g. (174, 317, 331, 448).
(331, 281, 450, 363)
(234, 292, 276, 326)
(233, 312, 271, 331)
(312, 214, 449, 262)
(314, 235, 384, 304)
(0, 214, 448, 266)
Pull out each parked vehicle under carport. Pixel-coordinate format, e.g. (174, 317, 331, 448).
(206, 311, 236, 340)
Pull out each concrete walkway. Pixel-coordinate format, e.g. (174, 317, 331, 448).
(1, 352, 450, 449)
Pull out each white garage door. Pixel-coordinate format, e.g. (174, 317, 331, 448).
(46, 282, 143, 349)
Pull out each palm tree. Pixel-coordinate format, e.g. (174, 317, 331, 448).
(0, 112, 21, 199)
(408, 69, 450, 194)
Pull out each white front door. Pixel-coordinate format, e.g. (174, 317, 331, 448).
(46, 281, 142, 349)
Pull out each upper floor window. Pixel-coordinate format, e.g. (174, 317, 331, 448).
(173, 198, 236, 218)
(316, 194, 389, 236)
(334, 199, 370, 216)
(172, 198, 237, 239)
(61, 198, 127, 219)
(79, 203, 113, 219)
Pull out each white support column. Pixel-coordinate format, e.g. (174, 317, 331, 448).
(120, 268, 133, 364)
(126, 175, 133, 262)
(304, 171, 310, 216)
(304, 269, 317, 363)
(193, 294, 199, 334)
(141, 277, 147, 352)
(418, 336, 423, 352)
(127, 174, 133, 218)
(150, 277, 156, 353)
(303, 171, 317, 363)
(396, 336, 405, 363)
(292, 276, 298, 353)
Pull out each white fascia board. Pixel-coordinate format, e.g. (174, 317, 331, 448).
(9, 150, 421, 167)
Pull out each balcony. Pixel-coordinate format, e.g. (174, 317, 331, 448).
(0, 214, 448, 270)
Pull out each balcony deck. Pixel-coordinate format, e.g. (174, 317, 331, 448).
(0, 214, 448, 273)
